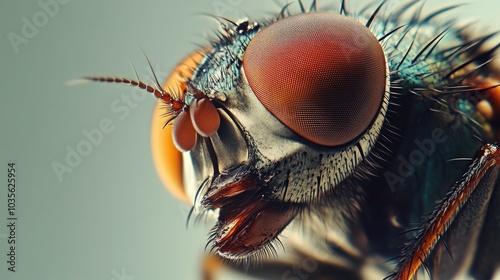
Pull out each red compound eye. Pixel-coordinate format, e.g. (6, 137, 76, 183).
(243, 12, 387, 146)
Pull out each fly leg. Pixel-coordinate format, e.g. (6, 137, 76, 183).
(388, 143, 500, 280)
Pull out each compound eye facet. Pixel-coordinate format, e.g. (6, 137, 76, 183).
(243, 12, 387, 146)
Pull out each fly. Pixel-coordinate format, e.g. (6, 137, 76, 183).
(85, 1, 500, 279)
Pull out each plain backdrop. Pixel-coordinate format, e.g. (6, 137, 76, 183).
(1, 1, 499, 280)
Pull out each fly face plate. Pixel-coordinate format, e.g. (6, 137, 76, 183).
(88, 1, 500, 279)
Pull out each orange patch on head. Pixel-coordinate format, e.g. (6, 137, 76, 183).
(151, 50, 206, 204)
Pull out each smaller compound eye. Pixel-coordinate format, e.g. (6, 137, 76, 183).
(243, 12, 387, 146)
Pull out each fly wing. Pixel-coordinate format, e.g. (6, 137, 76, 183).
(429, 155, 500, 279)
(471, 169, 500, 279)
(389, 144, 500, 280)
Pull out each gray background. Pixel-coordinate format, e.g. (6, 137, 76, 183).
(1, 1, 499, 280)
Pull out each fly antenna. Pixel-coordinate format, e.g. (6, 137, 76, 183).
(140, 47, 164, 91)
(84, 76, 165, 99)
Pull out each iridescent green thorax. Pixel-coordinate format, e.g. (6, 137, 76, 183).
(190, 23, 260, 101)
